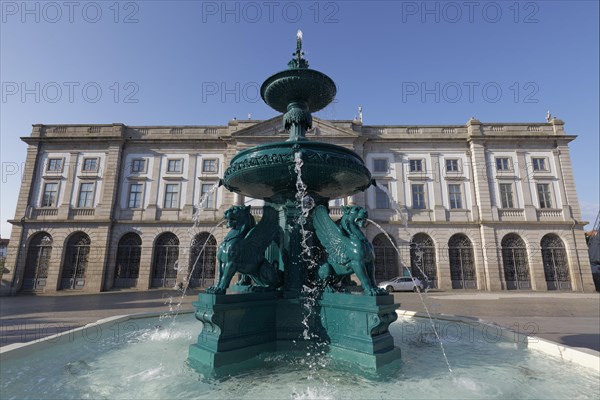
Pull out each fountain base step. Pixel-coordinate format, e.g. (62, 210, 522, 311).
(188, 291, 401, 370)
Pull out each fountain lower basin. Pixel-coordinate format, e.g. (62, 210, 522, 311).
(1, 312, 598, 400)
(223, 140, 372, 202)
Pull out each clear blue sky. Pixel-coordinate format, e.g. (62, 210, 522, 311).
(1, 0, 598, 238)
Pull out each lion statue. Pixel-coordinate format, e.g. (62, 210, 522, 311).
(313, 205, 387, 296)
(206, 205, 281, 294)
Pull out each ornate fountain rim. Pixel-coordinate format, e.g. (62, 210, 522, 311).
(223, 140, 370, 182)
(260, 68, 337, 114)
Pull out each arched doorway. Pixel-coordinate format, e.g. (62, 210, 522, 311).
(188, 232, 217, 288)
(114, 233, 142, 288)
(502, 234, 531, 290)
(411, 233, 437, 288)
(541, 234, 571, 291)
(22, 232, 52, 291)
(152, 232, 179, 288)
(373, 234, 399, 282)
(60, 232, 90, 290)
(448, 234, 477, 289)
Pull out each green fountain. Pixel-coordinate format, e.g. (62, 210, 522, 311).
(189, 31, 401, 370)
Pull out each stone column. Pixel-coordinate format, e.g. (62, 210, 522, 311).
(58, 152, 79, 219)
(465, 149, 480, 221)
(434, 234, 451, 290)
(183, 153, 198, 219)
(555, 143, 582, 220)
(138, 231, 154, 289)
(145, 154, 163, 221)
(45, 232, 63, 292)
(86, 225, 111, 292)
(431, 152, 446, 221)
(393, 153, 406, 210)
(1, 137, 41, 295)
(467, 141, 493, 221)
(516, 150, 537, 221)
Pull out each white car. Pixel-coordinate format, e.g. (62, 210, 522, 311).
(378, 276, 424, 293)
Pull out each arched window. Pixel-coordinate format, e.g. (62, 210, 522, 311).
(60, 232, 90, 290)
(411, 233, 437, 288)
(22, 232, 52, 291)
(373, 234, 399, 282)
(114, 233, 142, 288)
(152, 232, 179, 288)
(448, 234, 477, 289)
(541, 234, 571, 291)
(501, 234, 531, 290)
(188, 232, 217, 288)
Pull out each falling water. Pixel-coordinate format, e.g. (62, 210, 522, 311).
(156, 181, 224, 367)
(376, 183, 409, 232)
(367, 218, 453, 373)
(374, 182, 433, 289)
(294, 152, 329, 369)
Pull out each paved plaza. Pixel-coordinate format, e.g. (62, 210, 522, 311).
(1, 290, 599, 354)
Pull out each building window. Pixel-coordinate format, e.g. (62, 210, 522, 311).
(410, 233, 437, 288)
(200, 183, 217, 209)
(152, 232, 179, 288)
(375, 184, 390, 209)
(411, 184, 426, 209)
(41, 182, 58, 207)
(448, 184, 462, 209)
(532, 157, 547, 171)
(202, 159, 218, 173)
(22, 232, 52, 291)
(82, 158, 98, 172)
(496, 157, 511, 171)
(189, 232, 217, 287)
(60, 232, 90, 290)
(373, 234, 398, 282)
(330, 198, 344, 207)
(131, 159, 146, 173)
(373, 159, 389, 173)
(47, 158, 63, 172)
(128, 183, 143, 208)
(167, 159, 182, 173)
(409, 159, 423, 172)
(164, 184, 180, 209)
(499, 183, 515, 208)
(501, 234, 531, 290)
(445, 159, 459, 172)
(541, 234, 571, 291)
(537, 183, 553, 209)
(114, 233, 142, 288)
(448, 234, 477, 289)
(77, 183, 94, 208)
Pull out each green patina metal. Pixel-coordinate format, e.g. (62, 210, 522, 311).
(313, 205, 388, 296)
(206, 205, 282, 294)
(261, 30, 336, 142)
(190, 31, 401, 371)
(223, 141, 371, 202)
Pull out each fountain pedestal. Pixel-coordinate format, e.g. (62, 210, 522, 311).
(189, 292, 278, 368)
(319, 292, 401, 369)
(189, 291, 401, 370)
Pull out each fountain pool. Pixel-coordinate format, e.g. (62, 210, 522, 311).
(1, 312, 598, 400)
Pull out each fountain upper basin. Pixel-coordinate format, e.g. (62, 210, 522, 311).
(261, 68, 336, 113)
(223, 140, 371, 202)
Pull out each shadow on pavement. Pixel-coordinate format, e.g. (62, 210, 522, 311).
(560, 334, 600, 352)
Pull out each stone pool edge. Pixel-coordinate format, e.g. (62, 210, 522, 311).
(1, 309, 598, 373)
(397, 310, 600, 373)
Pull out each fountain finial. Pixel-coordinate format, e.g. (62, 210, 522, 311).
(288, 30, 309, 69)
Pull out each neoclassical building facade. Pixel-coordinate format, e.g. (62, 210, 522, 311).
(1, 116, 595, 295)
